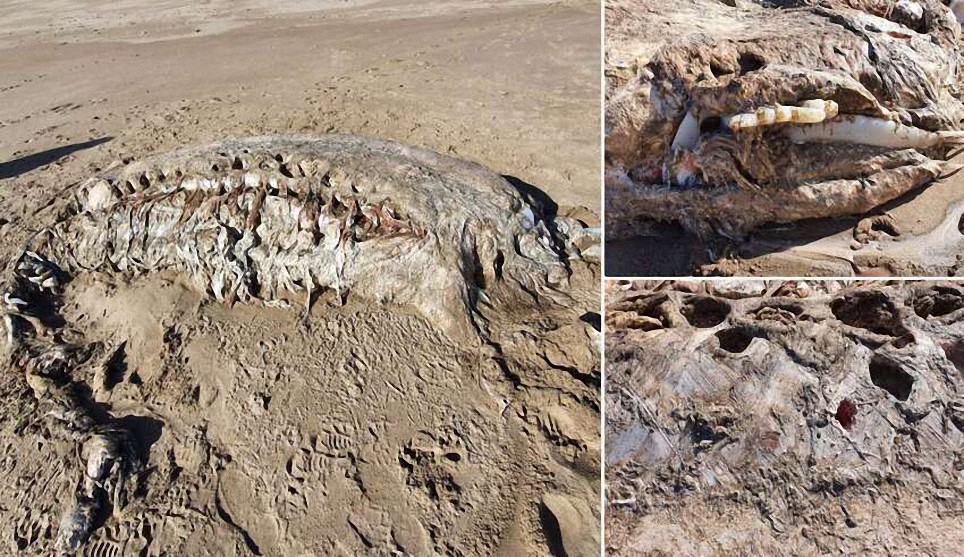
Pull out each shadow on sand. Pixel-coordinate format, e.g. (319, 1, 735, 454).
(0, 137, 112, 180)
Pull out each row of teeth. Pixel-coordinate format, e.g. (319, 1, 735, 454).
(3, 252, 62, 344)
(672, 99, 964, 153)
(725, 99, 839, 131)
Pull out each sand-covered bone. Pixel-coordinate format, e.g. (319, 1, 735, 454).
(1, 248, 141, 555)
(606, 280, 964, 554)
(606, 0, 964, 236)
(2, 135, 599, 554)
(39, 135, 582, 338)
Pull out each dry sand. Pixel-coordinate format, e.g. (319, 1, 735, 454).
(0, 1, 601, 555)
(0, 0, 600, 219)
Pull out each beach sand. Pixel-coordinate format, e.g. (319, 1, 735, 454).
(0, 2, 601, 555)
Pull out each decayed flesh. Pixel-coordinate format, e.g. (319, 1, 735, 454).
(606, 279, 964, 554)
(606, 0, 964, 236)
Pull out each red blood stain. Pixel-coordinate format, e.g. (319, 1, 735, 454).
(835, 399, 857, 430)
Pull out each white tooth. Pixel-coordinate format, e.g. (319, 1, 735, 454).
(671, 112, 700, 151)
(727, 99, 838, 131)
(756, 107, 776, 126)
(775, 105, 794, 123)
(790, 105, 829, 124)
(802, 99, 839, 117)
(728, 113, 759, 131)
(4, 294, 27, 306)
(825, 100, 839, 119)
(784, 115, 964, 149)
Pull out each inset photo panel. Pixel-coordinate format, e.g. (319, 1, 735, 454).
(605, 0, 964, 277)
(604, 279, 964, 554)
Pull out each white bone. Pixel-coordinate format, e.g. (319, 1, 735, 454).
(785, 115, 964, 149)
(896, 0, 923, 20)
(84, 435, 115, 480)
(3, 314, 13, 346)
(85, 180, 117, 212)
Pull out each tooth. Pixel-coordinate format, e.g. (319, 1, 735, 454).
(802, 99, 839, 119)
(671, 112, 700, 151)
(4, 294, 27, 306)
(728, 113, 759, 130)
(756, 107, 776, 126)
(790, 105, 831, 124)
(785, 115, 964, 149)
(727, 100, 838, 131)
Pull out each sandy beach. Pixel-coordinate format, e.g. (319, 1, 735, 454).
(0, 2, 601, 555)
